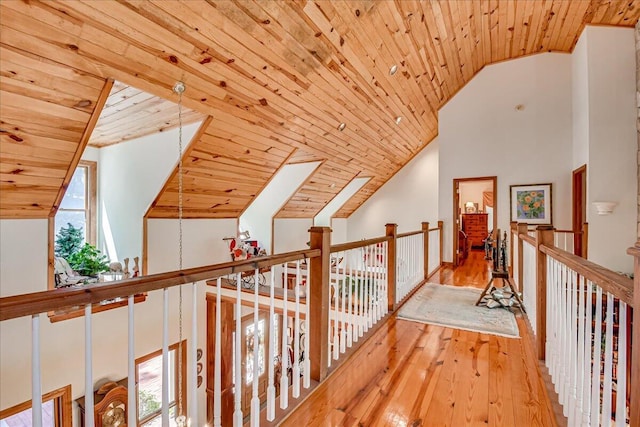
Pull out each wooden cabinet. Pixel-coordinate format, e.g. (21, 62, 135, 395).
(462, 213, 488, 248)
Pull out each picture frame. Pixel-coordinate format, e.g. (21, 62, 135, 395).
(509, 183, 552, 225)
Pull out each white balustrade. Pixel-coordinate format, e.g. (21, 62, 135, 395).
(328, 241, 389, 368)
(522, 240, 537, 334)
(545, 257, 630, 427)
(396, 233, 424, 303)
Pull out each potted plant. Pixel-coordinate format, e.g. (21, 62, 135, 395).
(67, 243, 110, 277)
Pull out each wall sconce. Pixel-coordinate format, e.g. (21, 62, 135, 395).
(238, 230, 250, 240)
(592, 201, 617, 215)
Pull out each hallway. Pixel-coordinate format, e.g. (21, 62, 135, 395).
(281, 250, 557, 427)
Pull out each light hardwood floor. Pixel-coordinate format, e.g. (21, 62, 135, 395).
(281, 250, 558, 427)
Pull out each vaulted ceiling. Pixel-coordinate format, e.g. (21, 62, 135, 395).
(1, 0, 638, 219)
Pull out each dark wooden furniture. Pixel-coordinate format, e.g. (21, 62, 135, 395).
(462, 213, 488, 248)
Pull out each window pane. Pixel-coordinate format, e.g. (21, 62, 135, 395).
(245, 319, 266, 384)
(138, 349, 176, 421)
(60, 167, 86, 209)
(54, 211, 87, 244)
(141, 405, 177, 427)
(1, 399, 55, 427)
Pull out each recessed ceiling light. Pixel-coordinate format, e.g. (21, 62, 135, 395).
(338, 122, 346, 131)
(395, 116, 402, 125)
(389, 65, 398, 75)
(329, 183, 336, 188)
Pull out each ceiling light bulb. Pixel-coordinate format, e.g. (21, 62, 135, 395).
(389, 65, 398, 75)
(173, 81, 186, 95)
(337, 122, 346, 131)
(395, 116, 402, 125)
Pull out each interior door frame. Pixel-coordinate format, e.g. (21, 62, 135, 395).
(572, 164, 587, 257)
(453, 176, 498, 266)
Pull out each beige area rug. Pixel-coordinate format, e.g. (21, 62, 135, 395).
(397, 283, 520, 338)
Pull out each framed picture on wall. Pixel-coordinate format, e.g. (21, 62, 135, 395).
(509, 183, 552, 225)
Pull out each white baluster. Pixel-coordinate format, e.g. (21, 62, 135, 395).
(292, 262, 301, 397)
(32, 314, 42, 427)
(545, 257, 551, 365)
(303, 262, 311, 389)
(213, 278, 222, 427)
(558, 265, 567, 405)
(567, 270, 578, 425)
(357, 263, 364, 338)
(347, 251, 354, 348)
(251, 269, 260, 427)
(591, 286, 603, 426)
(339, 256, 347, 353)
(331, 259, 339, 361)
(234, 274, 243, 426)
(127, 296, 136, 427)
(383, 241, 389, 316)
(574, 275, 586, 424)
(190, 282, 198, 426)
(602, 292, 614, 427)
(85, 304, 94, 427)
(162, 289, 169, 426)
(581, 280, 593, 427)
(280, 265, 289, 409)
(615, 300, 627, 427)
(266, 268, 276, 421)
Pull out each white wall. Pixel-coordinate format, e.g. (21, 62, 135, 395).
(98, 122, 201, 264)
(347, 140, 439, 240)
(572, 30, 590, 169)
(331, 218, 348, 244)
(146, 219, 237, 271)
(0, 220, 205, 423)
(273, 218, 312, 254)
(315, 177, 370, 227)
(439, 53, 574, 262)
(240, 162, 320, 255)
(582, 26, 636, 273)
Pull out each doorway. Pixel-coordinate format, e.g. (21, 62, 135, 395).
(453, 176, 498, 266)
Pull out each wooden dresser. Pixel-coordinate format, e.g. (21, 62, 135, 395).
(462, 213, 488, 248)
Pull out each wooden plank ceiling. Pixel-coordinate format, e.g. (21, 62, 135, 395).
(88, 81, 206, 148)
(1, 1, 638, 219)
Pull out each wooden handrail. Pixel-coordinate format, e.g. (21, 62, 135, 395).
(554, 228, 581, 234)
(396, 230, 424, 239)
(330, 236, 392, 253)
(519, 233, 536, 246)
(540, 244, 633, 306)
(427, 227, 440, 232)
(0, 249, 320, 321)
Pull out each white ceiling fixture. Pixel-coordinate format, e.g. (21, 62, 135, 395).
(389, 64, 398, 75)
(395, 116, 402, 125)
(337, 122, 346, 131)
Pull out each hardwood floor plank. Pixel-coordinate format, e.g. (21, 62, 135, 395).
(281, 250, 561, 427)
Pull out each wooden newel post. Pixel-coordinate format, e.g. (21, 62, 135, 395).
(386, 224, 397, 311)
(438, 220, 444, 266)
(625, 242, 640, 427)
(422, 222, 430, 280)
(517, 223, 528, 295)
(535, 225, 554, 360)
(308, 226, 331, 382)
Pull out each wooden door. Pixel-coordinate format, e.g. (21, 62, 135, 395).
(572, 165, 587, 257)
(241, 312, 270, 414)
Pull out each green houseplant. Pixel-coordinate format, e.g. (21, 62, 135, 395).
(67, 243, 109, 277)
